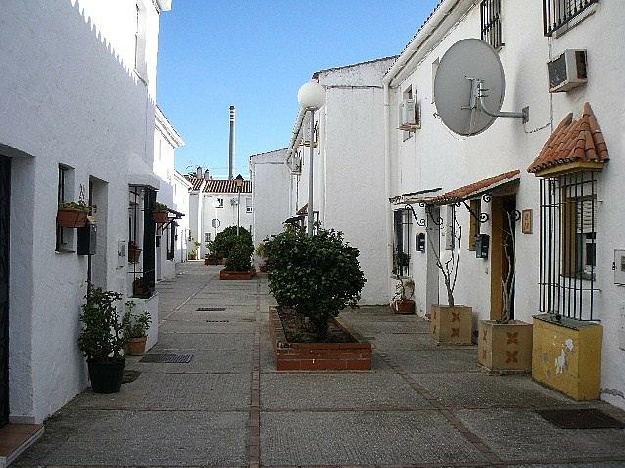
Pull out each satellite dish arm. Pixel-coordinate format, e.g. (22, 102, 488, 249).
(475, 80, 529, 123)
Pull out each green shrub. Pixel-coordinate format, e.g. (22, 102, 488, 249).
(123, 301, 151, 339)
(264, 228, 366, 339)
(78, 287, 125, 362)
(213, 226, 252, 258)
(224, 236, 254, 272)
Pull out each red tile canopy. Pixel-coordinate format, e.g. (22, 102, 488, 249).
(429, 170, 520, 205)
(528, 102, 609, 175)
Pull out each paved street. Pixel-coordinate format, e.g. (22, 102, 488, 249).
(14, 262, 625, 467)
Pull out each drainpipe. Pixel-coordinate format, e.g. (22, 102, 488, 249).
(383, 82, 394, 291)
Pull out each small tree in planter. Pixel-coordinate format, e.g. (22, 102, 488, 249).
(391, 277, 416, 314)
(78, 287, 126, 393)
(265, 228, 366, 340)
(220, 236, 255, 279)
(123, 301, 151, 356)
(204, 240, 220, 265)
(212, 226, 252, 260)
(478, 209, 533, 372)
(428, 207, 473, 345)
(57, 200, 91, 228)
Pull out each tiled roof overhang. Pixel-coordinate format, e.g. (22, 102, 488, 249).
(203, 179, 252, 194)
(528, 103, 609, 177)
(429, 170, 520, 206)
(296, 203, 308, 216)
(185, 175, 204, 191)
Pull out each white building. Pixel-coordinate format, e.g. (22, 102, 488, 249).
(0, 0, 173, 428)
(383, 0, 625, 410)
(285, 57, 396, 305)
(154, 106, 187, 280)
(250, 148, 290, 247)
(186, 173, 254, 259)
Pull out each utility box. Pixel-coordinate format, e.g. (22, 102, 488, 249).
(614, 250, 625, 285)
(77, 223, 97, 256)
(476, 234, 489, 259)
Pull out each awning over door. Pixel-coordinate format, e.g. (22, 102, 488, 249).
(429, 170, 520, 206)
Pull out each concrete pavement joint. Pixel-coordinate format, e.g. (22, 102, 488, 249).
(248, 278, 262, 467)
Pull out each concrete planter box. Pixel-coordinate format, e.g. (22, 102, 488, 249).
(430, 305, 473, 345)
(270, 307, 371, 371)
(532, 314, 603, 400)
(204, 257, 220, 265)
(219, 269, 256, 280)
(392, 299, 415, 315)
(478, 320, 532, 373)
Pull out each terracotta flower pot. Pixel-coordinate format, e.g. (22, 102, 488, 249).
(126, 337, 147, 356)
(153, 211, 168, 224)
(393, 299, 415, 314)
(57, 208, 88, 228)
(128, 246, 142, 264)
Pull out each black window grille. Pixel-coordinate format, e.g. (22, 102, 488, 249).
(128, 186, 156, 298)
(481, 0, 504, 49)
(543, 0, 599, 37)
(539, 171, 597, 321)
(167, 222, 175, 261)
(393, 209, 412, 277)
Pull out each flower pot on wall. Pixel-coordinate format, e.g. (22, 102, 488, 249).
(393, 299, 415, 315)
(478, 320, 532, 372)
(126, 337, 147, 356)
(153, 211, 168, 224)
(57, 208, 88, 228)
(87, 358, 125, 393)
(431, 305, 473, 345)
(128, 244, 142, 264)
(532, 314, 603, 400)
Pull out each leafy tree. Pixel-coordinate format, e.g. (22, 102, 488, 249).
(264, 228, 366, 339)
(224, 236, 254, 272)
(212, 226, 252, 259)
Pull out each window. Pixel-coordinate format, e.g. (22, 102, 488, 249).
(215, 197, 224, 208)
(468, 199, 481, 251)
(431, 58, 439, 104)
(134, 2, 147, 78)
(204, 232, 211, 243)
(56, 165, 75, 252)
(400, 87, 416, 141)
(246, 197, 253, 213)
(543, 0, 599, 37)
(539, 172, 598, 320)
(481, 0, 504, 49)
(393, 209, 412, 277)
(167, 223, 175, 260)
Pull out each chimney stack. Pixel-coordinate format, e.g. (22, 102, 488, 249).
(196, 166, 202, 179)
(204, 169, 210, 181)
(228, 105, 236, 180)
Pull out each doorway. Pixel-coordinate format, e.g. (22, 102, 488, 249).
(0, 156, 10, 427)
(490, 195, 517, 320)
(425, 206, 441, 317)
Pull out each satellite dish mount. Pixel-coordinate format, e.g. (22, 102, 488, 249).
(464, 76, 529, 123)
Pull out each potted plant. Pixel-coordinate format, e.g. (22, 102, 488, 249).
(212, 226, 252, 264)
(255, 242, 268, 272)
(132, 277, 153, 299)
(478, 210, 533, 372)
(204, 240, 220, 265)
(391, 277, 416, 314)
(123, 301, 151, 356)
(429, 208, 473, 345)
(219, 236, 256, 280)
(265, 228, 370, 371)
(128, 240, 142, 264)
(77, 286, 126, 393)
(57, 200, 90, 228)
(152, 202, 169, 224)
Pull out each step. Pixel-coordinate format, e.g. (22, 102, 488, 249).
(0, 424, 44, 468)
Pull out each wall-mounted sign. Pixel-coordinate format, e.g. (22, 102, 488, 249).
(522, 209, 533, 234)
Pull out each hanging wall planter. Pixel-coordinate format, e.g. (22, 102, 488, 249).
(57, 201, 90, 228)
(128, 241, 142, 264)
(152, 202, 169, 224)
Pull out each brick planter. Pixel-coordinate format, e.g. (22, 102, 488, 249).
(270, 307, 371, 371)
(219, 269, 256, 280)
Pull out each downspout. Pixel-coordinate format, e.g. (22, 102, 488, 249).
(383, 82, 394, 292)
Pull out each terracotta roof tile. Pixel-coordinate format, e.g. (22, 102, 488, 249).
(430, 170, 520, 205)
(203, 179, 252, 194)
(184, 175, 204, 191)
(528, 103, 609, 174)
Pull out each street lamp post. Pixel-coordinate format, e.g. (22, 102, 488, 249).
(297, 80, 325, 237)
(234, 174, 244, 236)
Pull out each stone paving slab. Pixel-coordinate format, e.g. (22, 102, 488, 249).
(370, 332, 439, 350)
(416, 372, 582, 409)
(160, 319, 256, 334)
(260, 410, 488, 466)
(261, 372, 432, 410)
(130, 349, 253, 373)
(389, 348, 481, 374)
(71, 372, 251, 411)
(154, 332, 254, 351)
(456, 407, 625, 463)
(15, 409, 248, 467)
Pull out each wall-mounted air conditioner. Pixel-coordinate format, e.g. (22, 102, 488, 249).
(399, 98, 420, 131)
(548, 49, 587, 93)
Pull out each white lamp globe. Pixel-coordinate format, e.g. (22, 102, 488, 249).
(298, 80, 325, 110)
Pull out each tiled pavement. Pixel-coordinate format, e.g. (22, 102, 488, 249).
(14, 262, 625, 467)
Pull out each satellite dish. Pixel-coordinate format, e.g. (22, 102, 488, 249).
(434, 39, 529, 136)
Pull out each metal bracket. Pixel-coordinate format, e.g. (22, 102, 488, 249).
(466, 78, 530, 124)
(403, 204, 426, 227)
(461, 200, 490, 223)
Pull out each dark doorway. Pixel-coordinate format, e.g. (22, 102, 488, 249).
(490, 195, 517, 320)
(0, 156, 10, 427)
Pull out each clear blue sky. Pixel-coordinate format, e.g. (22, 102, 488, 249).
(157, 0, 440, 178)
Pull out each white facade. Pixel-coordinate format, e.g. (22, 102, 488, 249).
(286, 58, 396, 305)
(0, 0, 171, 424)
(383, 0, 625, 410)
(172, 171, 192, 263)
(250, 149, 290, 247)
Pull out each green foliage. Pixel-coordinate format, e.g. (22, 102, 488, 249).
(153, 202, 168, 212)
(224, 236, 254, 272)
(255, 241, 266, 258)
(59, 200, 90, 212)
(264, 228, 366, 339)
(212, 226, 252, 258)
(123, 301, 151, 339)
(78, 287, 125, 362)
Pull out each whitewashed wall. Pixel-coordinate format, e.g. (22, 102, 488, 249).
(172, 172, 191, 263)
(0, 0, 165, 423)
(200, 193, 254, 257)
(388, 0, 625, 409)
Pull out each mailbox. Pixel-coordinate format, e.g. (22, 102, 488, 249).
(416, 233, 426, 253)
(77, 223, 97, 256)
(476, 233, 489, 259)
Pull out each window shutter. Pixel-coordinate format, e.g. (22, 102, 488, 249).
(577, 199, 594, 234)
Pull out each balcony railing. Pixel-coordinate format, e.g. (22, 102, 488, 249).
(543, 0, 599, 37)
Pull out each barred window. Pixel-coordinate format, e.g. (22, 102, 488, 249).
(543, 0, 599, 37)
(393, 209, 412, 277)
(481, 0, 503, 49)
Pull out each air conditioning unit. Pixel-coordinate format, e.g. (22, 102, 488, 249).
(399, 98, 420, 131)
(230, 198, 238, 206)
(548, 49, 587, 93)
